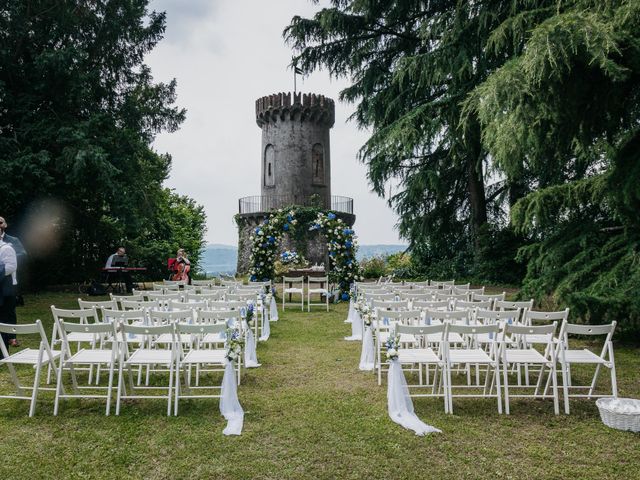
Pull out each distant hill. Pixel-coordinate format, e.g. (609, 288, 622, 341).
(356, 244, 407, 260)
(199, 243, 407, 275)
(200, 244, 237, 275)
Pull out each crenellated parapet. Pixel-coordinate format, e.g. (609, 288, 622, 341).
(255, 92, 335, 127)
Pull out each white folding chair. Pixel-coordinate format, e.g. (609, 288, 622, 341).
(501, 323, 559, 415)
(78, 298, 119, 320)
(444, 323, 502, 414)
(307, 276, 329, 312)
(375, 309, 422, 385)
(282, 276, 304, 311)
(0, 320, 61, 416)
(555, 321, 618, 414)
(116, 323, 177, 416)
(174, 323, 231, 415)
(394, 323, 449, 412)
(54, 320, 119, 415)
(473, 292, 506, 308)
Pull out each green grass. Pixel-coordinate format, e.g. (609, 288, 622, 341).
(0, 292, 639, 479)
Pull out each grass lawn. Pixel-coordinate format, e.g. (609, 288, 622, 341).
(0, 291, 639, 479)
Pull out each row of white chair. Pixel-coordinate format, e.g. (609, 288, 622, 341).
(282, 276, 330, 312)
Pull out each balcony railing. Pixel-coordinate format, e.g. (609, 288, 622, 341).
(238, 195, 354, 215)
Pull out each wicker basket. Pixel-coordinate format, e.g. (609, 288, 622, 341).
(596, 398, 640, 432)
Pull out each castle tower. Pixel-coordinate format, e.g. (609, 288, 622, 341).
(236, 92, 355, 273)
(256, 92, 334, 209)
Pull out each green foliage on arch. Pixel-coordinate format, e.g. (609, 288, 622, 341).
(247, 206, 361, 298)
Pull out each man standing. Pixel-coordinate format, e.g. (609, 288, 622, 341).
(0, 235, 18, 358)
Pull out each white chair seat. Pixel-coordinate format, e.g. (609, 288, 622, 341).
(125, 349, 173, 365)
(520, 334, 560, 344)
(284, 288, 303, 294)
(65, 349, 114, 364)
(427, 332, 463, 343)
(308, 288, 328, 294)
(398, 348, 440, 364)
(182, 349, 226, 365)
(448, 348, 493, 364)
(379, 332, 418, 344)
(202, 332, 226, 344)
(0, 348, 61, 365)
(66, 332, 98, 343)
(562, 349, 609, 364)
(504, 349, 548, 364)
(154, 333, 192, 345)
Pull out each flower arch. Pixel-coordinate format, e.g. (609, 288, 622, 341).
(248, 207, 361, 299)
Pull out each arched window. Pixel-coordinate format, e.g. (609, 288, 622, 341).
(312, 143, 325, 185)
(264, 144, 275, 187)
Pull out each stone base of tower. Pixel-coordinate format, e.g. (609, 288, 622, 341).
(236, 212, 356, 275)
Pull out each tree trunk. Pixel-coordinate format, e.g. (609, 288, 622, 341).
(466, 121, 487, 247)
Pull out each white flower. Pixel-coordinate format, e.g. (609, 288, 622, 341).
(387, 348, 397, 358)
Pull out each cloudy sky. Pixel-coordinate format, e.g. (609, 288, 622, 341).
(146, 0, 404, 246)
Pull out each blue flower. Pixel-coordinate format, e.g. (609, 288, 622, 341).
(345, 240, 353, 249)
(329, 251, 336, 257)
(328, 212, 336, 220)
(263, 219, 269, 225)
(250, 275, 257, 281)
(341, 292, 349, 301)
(283, 223, 290, 231)
(267, 236, 275, 244)
(255, 227, 262, 235)
(287, 214, 293, 222)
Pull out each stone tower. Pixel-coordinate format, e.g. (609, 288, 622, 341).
(236, 92, 355, 273)
(256, 92, 334, 209)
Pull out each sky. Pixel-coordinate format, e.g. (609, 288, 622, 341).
(146, 0, 404, 247)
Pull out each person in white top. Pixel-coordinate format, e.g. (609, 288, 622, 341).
(0, 238, 18, 356)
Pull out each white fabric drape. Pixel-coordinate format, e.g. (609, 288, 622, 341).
(358, 325, 375, 371)
(244, 324, 261, 368)
(387, 359, 441, 436)
(270, 297, 279, 322)
(344, 308, 362, 341)
(344, 299, 355, 324)
(259, 304, 271, 341)
(220, 361, 244, 435)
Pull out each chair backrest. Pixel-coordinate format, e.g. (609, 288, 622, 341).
(408, 280, 430, 287)
(453, 299, 493, 312)
(452, 283, 471, 290)
(148, 309, 194, 325)
(226, 293, 257, 302)
(207, 300, 247, 311)
(191, 279, 215, 287)
(563, 321, 616, 337)
(121, 299, 159, 310)
(282, 276, 304, 286)
(436, 292, 469, 301)
(475, 309, 521, 325)
(504, 322, 557, 337)
(176, 322, 226, 336)
(102, 308, 146, 325)
(146, 291, 182, 301)
(375, 309, 422, 325)
(58, 319, 117, 350)
(432, 280, 455, 288)
(525, 308, 569, 326)
(169, 300, 208, 312)
(111, 293, 145, 305)
(425, 309, 470, 325)
(78, 298, 119, 311)
(308, 276, 328, 285)
(365, 292, 396, 303)
(411, 300, 450, 311)
(398, 292, 435, 301)
(196, 309, 239, 325)
(496, 299, 534, 311)
(472, 292, 506, 304)
(371, 299, 409, 311)
(51, 306, 99, 324)
(188, 293, 222, 303)
(395, 323, 446, 342)
(120, 323, 176, 344)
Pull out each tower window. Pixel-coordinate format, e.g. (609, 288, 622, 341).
(312, 143, 325, 185)
(264, 144, 275, 187)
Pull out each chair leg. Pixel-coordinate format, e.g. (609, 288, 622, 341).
(588, 364, 602, 399)
(561, 362, 570, 415)
(550, 362, 559, 415)
(610, 361, 618, 398)
(54, 358, 65, 416)
(29, 361, 43, 418)
(106, 362, 115, 416)
(495, 363, 502, 414)
(503, 361, 510, 415)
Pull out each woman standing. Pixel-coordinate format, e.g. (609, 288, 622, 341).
(171, 248, 191, 284)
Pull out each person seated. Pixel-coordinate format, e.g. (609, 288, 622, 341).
(169, 248, 191, 284)
(105, 247, 132, 293)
